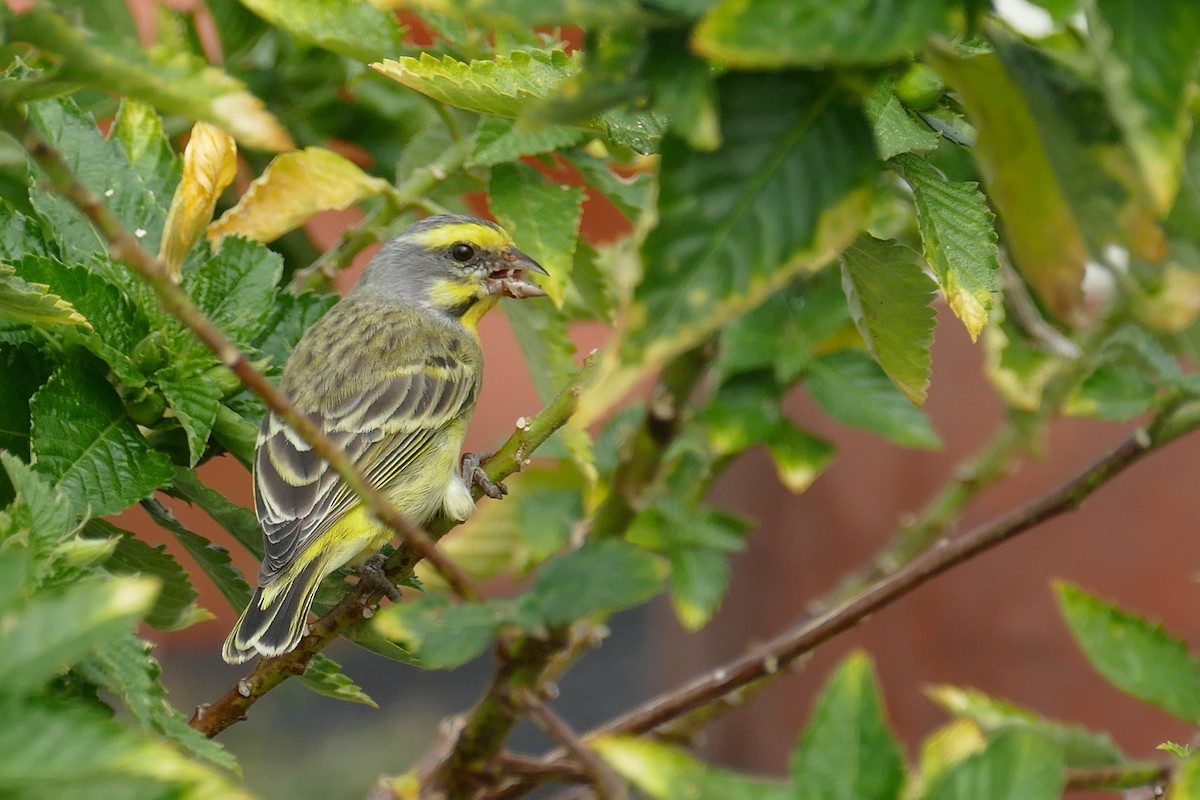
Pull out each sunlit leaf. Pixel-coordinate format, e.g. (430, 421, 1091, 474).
(374, 596, 508, 670)
(0, 263, 91, 330)
(594, 736, 792, 800)
(237, 0, 405, 63)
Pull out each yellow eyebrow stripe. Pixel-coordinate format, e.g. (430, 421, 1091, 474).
(407, 222, 512, 251)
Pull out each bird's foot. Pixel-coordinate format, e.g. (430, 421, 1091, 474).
(462, 451, 507, 499)
(359, 553, 401, 601)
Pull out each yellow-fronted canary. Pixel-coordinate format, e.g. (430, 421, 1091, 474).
(222, 214, 546, 663)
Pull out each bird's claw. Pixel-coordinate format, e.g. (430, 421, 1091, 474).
(359, 552, 401, 601)
(462, 451, 507, 499)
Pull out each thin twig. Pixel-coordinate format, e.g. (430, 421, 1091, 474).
(1064, 760, 1172, 792)
(518, 689, 627, 800)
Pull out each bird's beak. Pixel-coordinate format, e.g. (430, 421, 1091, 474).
(485, 247, 548, 299)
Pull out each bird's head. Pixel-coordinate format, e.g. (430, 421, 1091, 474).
(351, 214, 548, 328)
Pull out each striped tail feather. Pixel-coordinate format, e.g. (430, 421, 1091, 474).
(222, 558, 325, 664)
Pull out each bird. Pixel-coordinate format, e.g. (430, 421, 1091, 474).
(222, 214, 547, 664)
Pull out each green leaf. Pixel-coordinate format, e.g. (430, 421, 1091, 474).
(78, 635, 239, 772)
(238, 0, 405, 62)
(1174, 754, 1200, 800)
(694, 0, 960, 67)
(155, 352, 224, 464)
(401, 0, 643, 29)
(169, 467, 263, 558)
(564, 151, 652, 221)
(373, 49, 580, 118)
(299, 653, 378, 706)
(594, 736, 792, 800)
(527, 539, 663, 626)
(625, 72, 875, 370)
(185, 236, 282, 344)
(141, 497, 251, 610)
(0, 574, 158, 695)
(489, 161, 584, 307)
(804, 350, 941, 448)
(792, 652, 905, 800)
(250, 289, 337, 377)
(0, 263, 91, 329)
(925, 45, 1089, 318)
(466, 116, 586, 169)
(840, 236, 936, 406)
(10, 8, 291, 151)
(702, 374, 783, 456)
(373, 596, 507, 670)
(865, 79, 940, 160)
(921, 729, 1064, 800)
(1055, 581, 1200, 722)
(0, 208, 53, 262)
(766, 421, 836, 494)
(1064, 363, 1156, 422)
(926, 685, 1122, 768)
(0, 350, 52, 481)
(644, 29, 721, 151)
(0, 697, 249, 799)
(1086, 0, 1200, 212)
(30, 360, 173, 518)
(109, 98, 178, 198)
(893, 154, 999, 341)
(1, 450, 78, 561)
(667, 546, 730, 631)
(87, 519, 208, 631)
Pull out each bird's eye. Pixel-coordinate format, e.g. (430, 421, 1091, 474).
(450, 242, 476, 262)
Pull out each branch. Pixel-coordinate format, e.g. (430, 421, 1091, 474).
(190, 357, 597, 738)
(518, 690, 626, 800)
(1064, 760, 1172, 792)
(485, 402, 1200, 797)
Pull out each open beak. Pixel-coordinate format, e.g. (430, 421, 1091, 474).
(485, 247, 548, 299)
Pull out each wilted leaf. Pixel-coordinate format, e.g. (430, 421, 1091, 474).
(209, 148, 390, 245)
(160, 122, 236, 278)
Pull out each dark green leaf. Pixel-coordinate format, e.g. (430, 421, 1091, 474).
(185, 236, 282, 343)
(141, 498, 251, 610)
(466, 117, 586, 169)
(840, 236, 936, 405)
(694, 0, 960, 67)
(701, 375, 783, 456)
(921, 729, 1064, 800)
(564, 151, 652, 221)
(667, 546, 730, 631)
(87, 518, 207, 631)
(792, 652, 906, 800)
(627, 73, 875, 368)
(766, 421, 836, 493)
(528, 539, 663, 625)
(169, 467, 263, 558)
(155, 352, 224, 464)
(1056, 582, 1200, 722)
(299, 653, 378, 706)
(893, 154, 999, 341)
(0, 344, 51, 472)
(250, 289, 337, 376)
(804, 350, 941, 448)
(644, 30, 720, 151)
(865, 79, 940, 160)
(373, 596, 507, 670)
(30, 360, 173, 518)
(240, 0, 405, 62)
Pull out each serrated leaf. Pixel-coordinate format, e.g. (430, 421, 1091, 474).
(1055, 581, 1200, 722)
(622, 72, 875, 377)
(239, 0, 405, 62)
(30, 360, 172, 518)
(528, 539, 663, 626)
(805, 350, 941, 448)
(78, 635, 239, 772)
(141, 498, 251, 610)
(1, 450, 78, 555)
(374, 596, 507, 670)
(110, 98, 177, 193)
(169, 467, 263, 558)
(766, 421, 835, 493)
(156, 354, 224, 464)
(0, 697, 251, 799)
(0, 263, 92, 329)
(927, 685, 1122, 768)
(466, 116, 586, 169)
(395, 0, 643, 29)
(840, 236, 936, 405)
(250, 289, 338, 376)
(87, 519, 208, 631)
(209, 148, 390, 246)
(894, 154, 999, 341)
(792, 652, 906, 800)
(694, 0, 960, 68)
(593, 736, 792, 800)
(160, 122, 237, 278)
(373, 49, 579, 118)
(564, 151, 652, 222)
(299, 653, 377, 706)
(186, 236, 282, 343)
(489, 161, 583, 307)
(926, 45, 1090, 318)
(11, 8, 291, 151)
(0, 208, 53, 262)
(865, 80, 940, 160)
(0, 350, 52, 498)
(0, 575, 158, 695)
(921, 729, 1064, 800)
(1086, 0, 1200, 212)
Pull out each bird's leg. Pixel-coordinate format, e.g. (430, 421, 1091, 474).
(358, 552, 401, 601)
(461, 450, 507, 499)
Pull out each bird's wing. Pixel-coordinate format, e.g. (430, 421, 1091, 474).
(253, 351, 479, 585)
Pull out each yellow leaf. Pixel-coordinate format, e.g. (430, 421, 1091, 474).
(159, 122, 237, 280)
(208, 148, 391, 246)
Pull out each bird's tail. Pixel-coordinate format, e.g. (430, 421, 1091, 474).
(222, 558, 325, 664)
